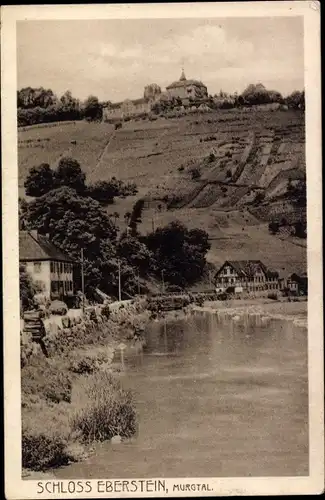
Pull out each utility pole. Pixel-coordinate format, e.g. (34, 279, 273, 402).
(161, 269, 165, 294)
(118, 259, 122, 302)
(208, 270, 213, 290)
(81, 248, 85, 314)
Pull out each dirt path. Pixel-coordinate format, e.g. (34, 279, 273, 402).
(88, 130, 116, 182)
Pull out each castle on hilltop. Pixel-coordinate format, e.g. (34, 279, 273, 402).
(102, 70, 208, 121)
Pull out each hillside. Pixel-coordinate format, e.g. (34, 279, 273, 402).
(18, 109, 306, 276)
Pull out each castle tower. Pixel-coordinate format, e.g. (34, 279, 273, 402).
(180, 68, 186, 81)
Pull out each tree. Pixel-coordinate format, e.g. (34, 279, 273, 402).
(84, 95, 102, 121)
(292, 221, 306, 239)
(24, 163, 55, 197)
(285, 90, 305, 110)
(55, 157, 86, 193)
(144, 221, 210, 287)
(20, 265, 37, 311)
(129, 199, 145, 236)
(190, 167, 201, 180)
(21, 187, 118, 297)
(144, 83, 162, 100)
(117, 234, 153, 274)
(268, 221, 280, 234)
(86, 180, 119, 204)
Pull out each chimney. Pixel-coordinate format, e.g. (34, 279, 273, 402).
(30, 229, 38, 240)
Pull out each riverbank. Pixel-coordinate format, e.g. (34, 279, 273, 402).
(193, 298, 307, 326)
(21, 299, 152, 477)
(22, 297, 307, 477)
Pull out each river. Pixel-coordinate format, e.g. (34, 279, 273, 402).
(55, 310, 308, 478)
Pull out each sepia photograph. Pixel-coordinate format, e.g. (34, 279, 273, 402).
(2, 2, 323, 498)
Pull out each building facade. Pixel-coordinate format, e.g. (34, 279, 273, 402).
(103, 98, 153, 121)
(215, 260, 279, 293)
(19, 230, 75, 300)
(102, 70, 209, 121)
(166, 70, 208, 101)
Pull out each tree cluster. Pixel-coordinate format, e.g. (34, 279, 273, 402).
(24, 157, 137, 204)
(17, 88, 104, 126)
(20, 183, 211, 300)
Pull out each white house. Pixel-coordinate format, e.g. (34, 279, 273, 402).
(19, 230, 75, 300)
(215, 260, 279, 293)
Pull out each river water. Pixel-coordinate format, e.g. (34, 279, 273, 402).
(56, 311, 308, 478)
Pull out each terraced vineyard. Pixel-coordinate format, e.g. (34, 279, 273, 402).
(18, 109, 306, 275)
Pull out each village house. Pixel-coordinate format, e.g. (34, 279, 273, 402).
(214, 260, 279, 293)
(279, 272, 308, 295)
(103, 97, 153, 121)
(19, 230, 75, 300)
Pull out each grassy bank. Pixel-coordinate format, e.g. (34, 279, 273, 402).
(21, 300, 150, 474)
(194, 297, 307, 324)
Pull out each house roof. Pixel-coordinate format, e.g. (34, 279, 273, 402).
(217, 260, 276, 278)
(19, 231, 74, 262)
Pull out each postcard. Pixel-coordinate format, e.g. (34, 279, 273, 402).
(2, 2, 323, 498)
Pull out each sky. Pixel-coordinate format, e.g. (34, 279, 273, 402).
(17, 17, 304, 102)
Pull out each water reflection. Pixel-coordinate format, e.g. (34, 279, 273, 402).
(55, 311, 308, 479)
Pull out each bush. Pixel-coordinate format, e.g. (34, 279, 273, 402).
(267, 292, 278, 300)
(69, 348, 114, 375)
(190, 167, 201, 180)
(268, 221, 280, 234)
(21, 358, 72, 403)
(101, 304, 111, 319)
(22, 398, 74, 470)
(22, 426, 72, 471)
(71, 371, 137, 442)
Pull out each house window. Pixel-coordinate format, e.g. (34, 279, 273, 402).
(51, 281, 58, 293)
(34, 262, 41, 273)
(59, 263, 63, 273)
(50, 262, 54, 273)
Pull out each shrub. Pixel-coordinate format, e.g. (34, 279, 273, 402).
(208, 152, 216, 163)
(69, 348, 114, 375)
(190, 167, 201, 180)
(22, 426, 72, 471)
(71, 371, 137, 442)
(22, 400, 73, 470)
(268, 221, 280, 234)
(267, 292, 278, 300)
(21, 358, 72, 403)
(101, 304, 111, 319)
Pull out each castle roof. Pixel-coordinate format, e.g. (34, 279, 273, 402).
(19, 230, 74, 262)
(166, 70, 207, 90)
(166, 79, 207, 90)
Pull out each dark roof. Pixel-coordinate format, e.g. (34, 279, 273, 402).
(217, 260, 270, 278)
(19, 231, 74, 262)
(166, 79, 207, 90)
